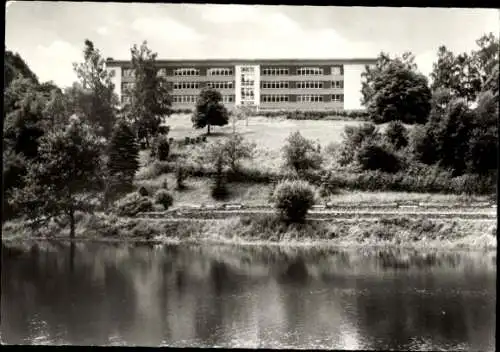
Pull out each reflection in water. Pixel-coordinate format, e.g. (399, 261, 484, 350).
(1, 242, 496, 350)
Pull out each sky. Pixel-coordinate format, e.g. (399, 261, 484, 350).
(5, 2, 499, 91)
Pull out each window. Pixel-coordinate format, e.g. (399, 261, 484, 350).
(173, 68, 200, 76)
(172, 95, 198, 103)
(332, 94, 344, 102)
(240, 76, 255, 86)
(241, 67, 254, 73)
(222, 95, 234, 103)
(206, 81, 234, 89)
(296, 81, 323, 89)
(122, 82, 135, 92)
(261, 68, 289, 76)
(331, 80, 344, 89)
(261, 94, 289, 103)
(262, 81, 289, 89)
(173, 82, 200, 90)
(123, 69, 135, 78)
(297, 67, 323, 76)
(241, 87, 254, 97)
(297, 95, 323, 103)
(207, 68, 233, 76)
(331, 66, 342, 75)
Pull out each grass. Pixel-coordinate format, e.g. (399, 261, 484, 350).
(165, 114, 367, 150)
(2, 213, 496, 250)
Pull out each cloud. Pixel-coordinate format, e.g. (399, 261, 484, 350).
(34, 40, 81, 87)
(200, 4, 261, 23)
(131, 17, 203, 42)
(96, 26, 109, 36)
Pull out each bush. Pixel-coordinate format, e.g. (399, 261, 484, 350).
(151, 135, 170, 161)
(154, 189, 173, 210)
(185, 136, 190, 145)
(338, 123, 381, 166)
(282, 131, 322, 173)
(385, 120, 409, 150)
(114, 192, 154, 217)
(223, 133, 256, 172)
(356, 142, 401, 173)
(138, 186, 149, 196)
(175, 163, 189, 190)
(158, 125, 170, 135)
(210, 176, 229, 200)
(272, 180, 316, 223)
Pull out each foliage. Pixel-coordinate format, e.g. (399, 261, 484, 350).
(361, 51, 417, 107)
(11, 117, 105, 238)
(192, 88, 229, 135)
(356, 142, 401, 173)
(282, 131, 322, 173)
(337, 123, 381, 166)
(367, 59, 432, 124)
(409, 124, 439, 165)
(4, 50, 39, 89)
(73, 39, 118, 139)
(384, 120, 409, 150)
(114, 192, 154, 217)
(107, 120, 140, 181)
(272, 180, 316, 223)
(150, 134, 170, 161)
(125, 41, 172, 147)
(175, 162, 189, 190)
(138, 186, 149, 197)
(221, 133, 256, 172)
(154, 189, 173, 210)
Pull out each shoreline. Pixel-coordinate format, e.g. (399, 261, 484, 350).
(2, 214, 497, 251)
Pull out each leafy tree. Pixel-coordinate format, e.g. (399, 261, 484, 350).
(4, 50, 39, 89)
(192, 88, 229, 135)
(222, 133, 256, 172)
(154, 189, 173, 210)
(42, 88, 73, 130)
(105, 120, 140, 204)
(73, 39, 118, 139)
(361, 51, 417, 107)
(126, 41, 172, 147)
(430, 46, 481, 104)
(367, 60, 432, 124)
(467, 91, 498, 174)
(282, 131, 322, 173)
(12, 117, 105, 238)
(338, 123, 381, 166)
(472, 32, 500, 91)
(384, 120, 408, 150)
(150, 134, 170, 161)
(356, 142, 401, 173)
(272, 180, 316, 223)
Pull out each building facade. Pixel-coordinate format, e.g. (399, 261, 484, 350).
(105, 58, 377, 111)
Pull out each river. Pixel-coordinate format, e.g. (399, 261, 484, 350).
(1, 241, 496, 350)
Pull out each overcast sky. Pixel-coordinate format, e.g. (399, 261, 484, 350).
(5, 2, 499, 89)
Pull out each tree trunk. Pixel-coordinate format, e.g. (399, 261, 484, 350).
(69, 208, 75, 239)
(207, 124, 211, 135)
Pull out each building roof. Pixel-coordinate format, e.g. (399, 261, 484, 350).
(106, 57, 378, 66)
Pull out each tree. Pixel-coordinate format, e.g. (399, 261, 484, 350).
(338, 123, 381, 166)
(126, 41, 172, 147)
(430, 46, 481, 104)
(472, 33, 499, 91)
(106, 120, 140, 203)
(13, 117, 105, 238)
(361, 51, 417, 107)
(272, 180, 316, 223)
(282, 131, 322, 173)
(192, 88, 229, 135)
(4, 50, 39, 89)
(384, 120, 408, 150)
(367, 60, 432, 124)
(222, 133, 256, 172)
(73, 39, 118, 139)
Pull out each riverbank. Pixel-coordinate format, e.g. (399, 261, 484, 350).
(2, 213, 496, 250)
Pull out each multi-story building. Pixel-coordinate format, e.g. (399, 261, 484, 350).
(106, 58, 377, 111)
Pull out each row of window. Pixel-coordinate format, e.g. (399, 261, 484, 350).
(171, 95, 235, 103)
(123, 66, 343, 78)
(261, 95, 289, 103)
(207, 68, 233, 76)
(206, 81, 234, 89)
(173, 82, 200, 89)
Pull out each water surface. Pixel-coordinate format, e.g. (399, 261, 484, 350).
(1, 242, 496, 350)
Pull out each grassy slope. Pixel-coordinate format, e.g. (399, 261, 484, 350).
(2, 213, 496, 250)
